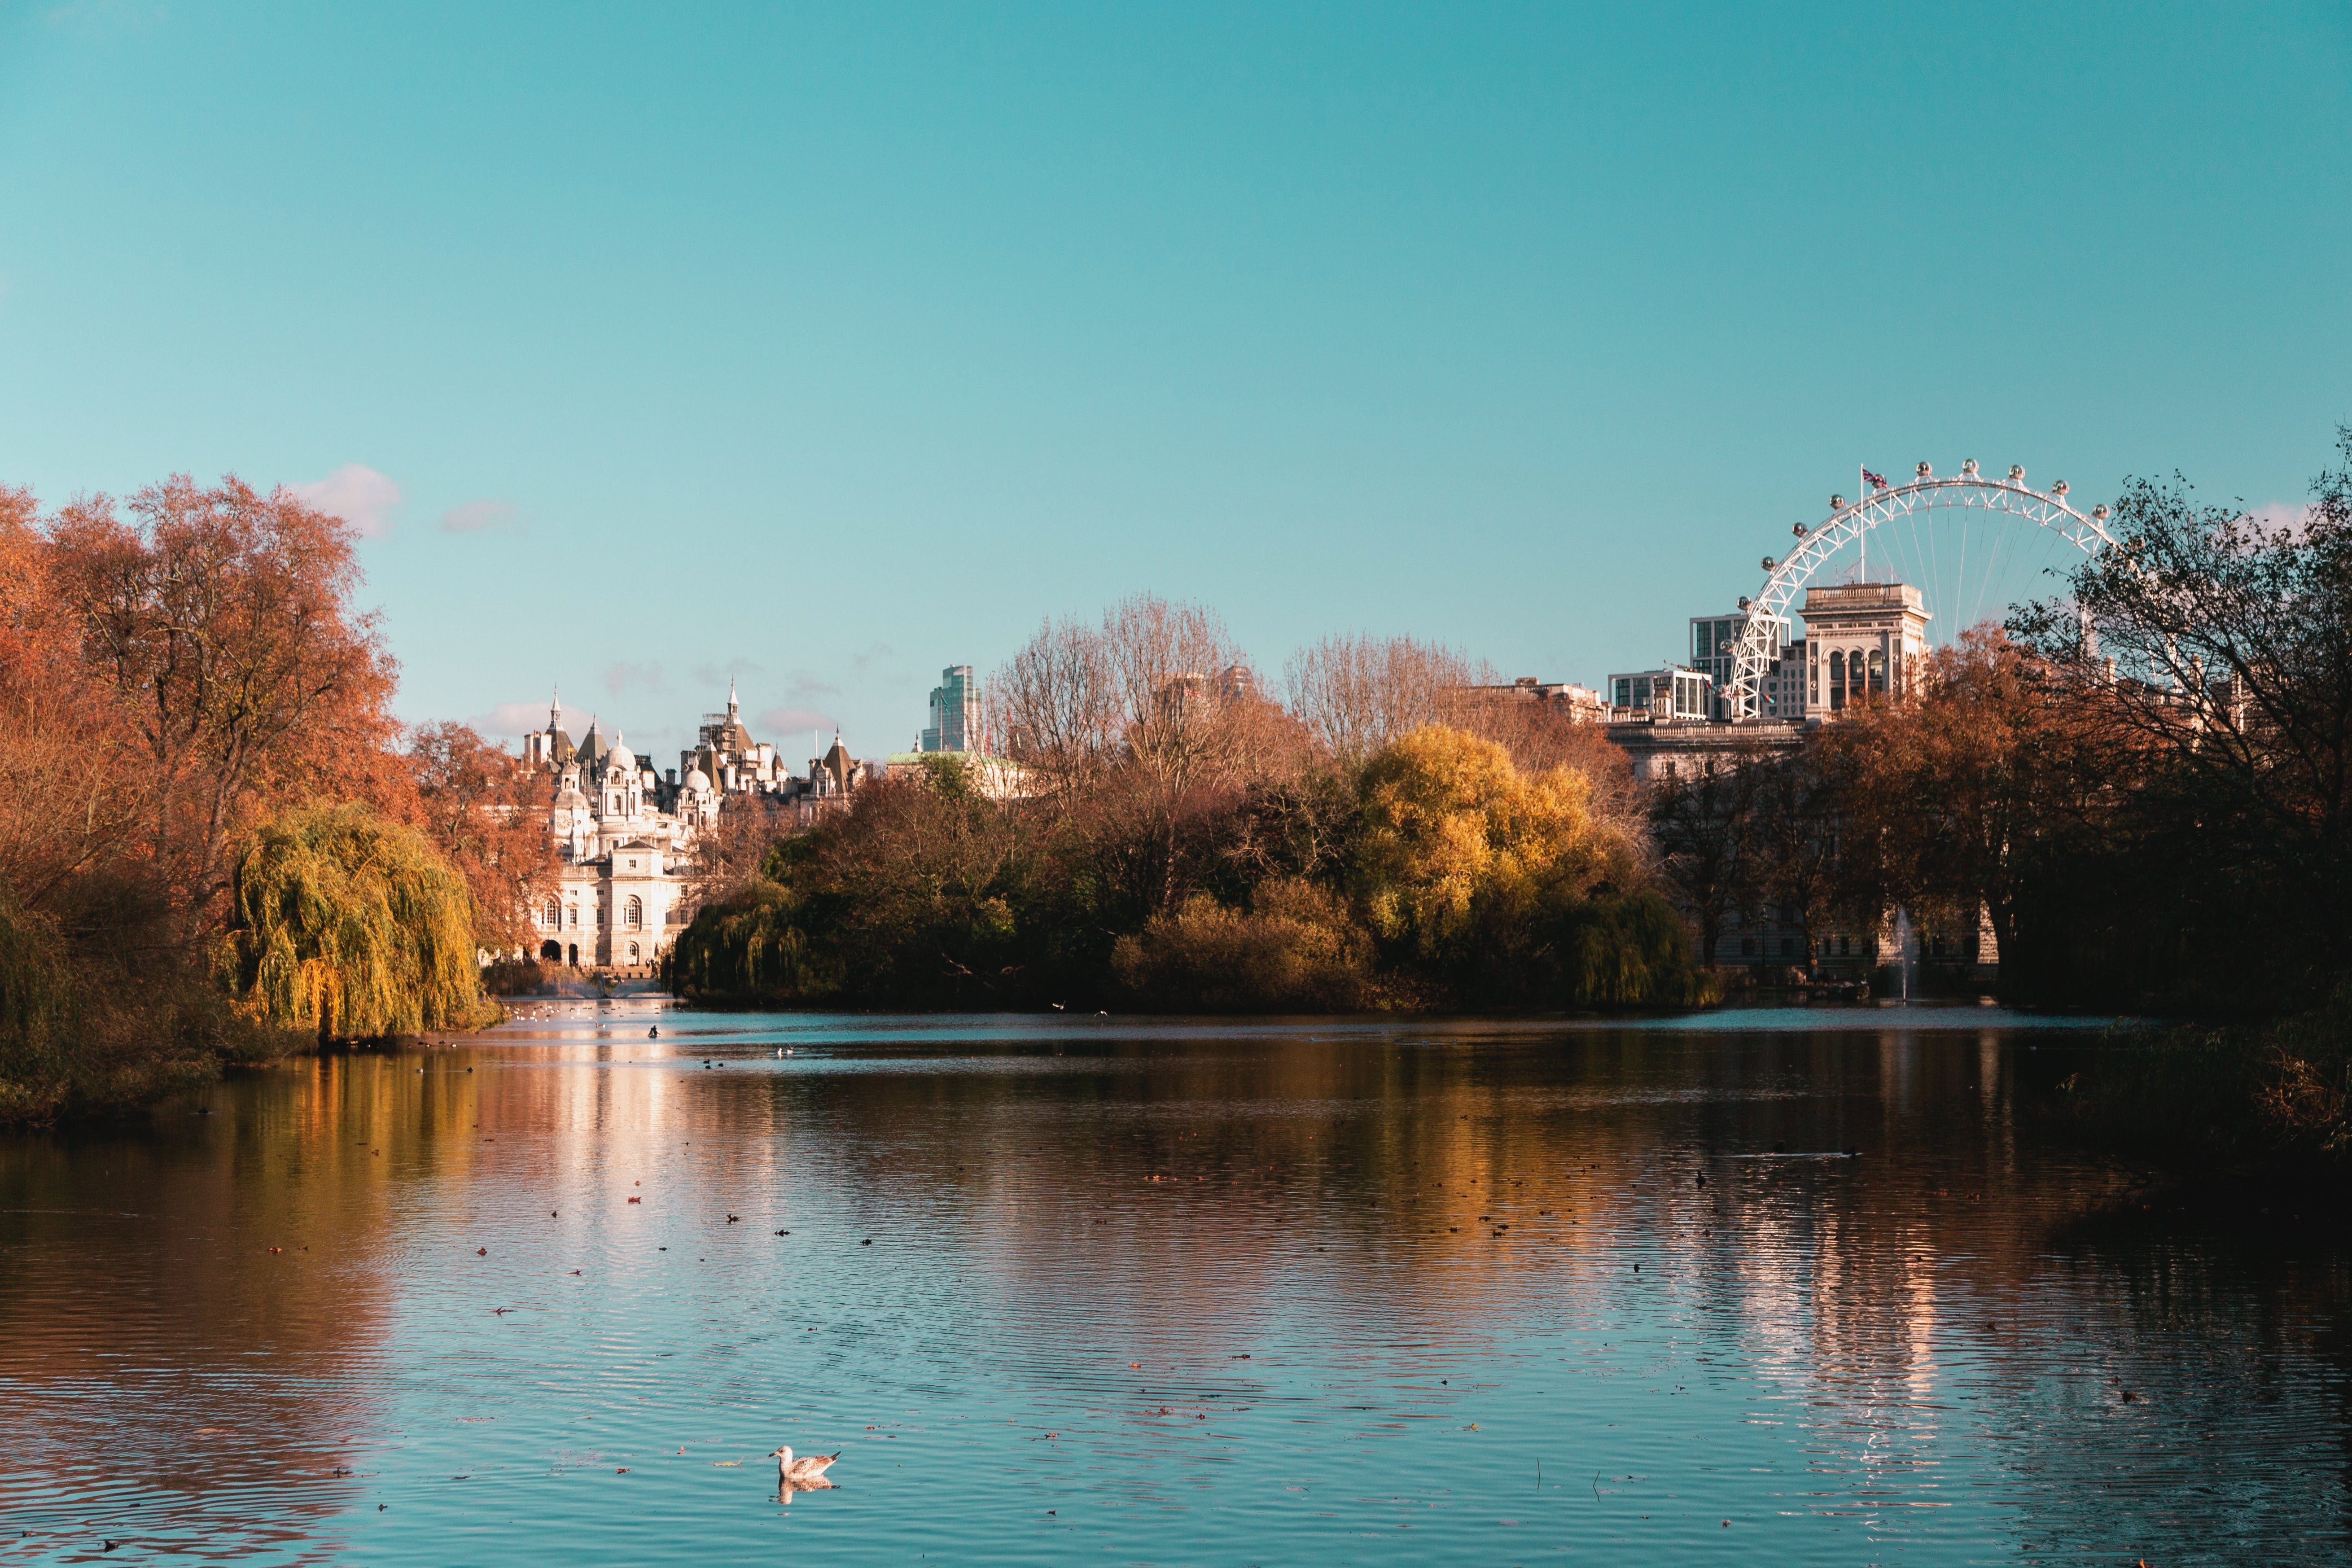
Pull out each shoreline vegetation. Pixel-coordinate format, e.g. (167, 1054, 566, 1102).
(665, 723, 1716, 1016)
(663, 598, 1724, 1016)
(0, 477, 546, 1125)
(2046, 1004, 2352, 1185)
(6, 429, 2352, 1179)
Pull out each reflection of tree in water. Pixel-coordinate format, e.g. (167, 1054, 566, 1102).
(1963, 1218, 2352, 1558)
(693, 1022, 2351, 1552)
(4, 1022, 2346, 1559)
(1658, 1031, 2350, 1557)
(0, 1056, 468, 1559)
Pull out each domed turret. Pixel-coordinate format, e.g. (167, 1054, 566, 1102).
(608, 734, 636, 773)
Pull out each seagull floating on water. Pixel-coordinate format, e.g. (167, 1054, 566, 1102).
(772, 1445, 842, 1488)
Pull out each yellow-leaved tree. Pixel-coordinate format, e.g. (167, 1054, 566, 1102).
(1352, 725, 1712, 1006)
(220, 802, 493, 1041)
(1353, 726, 1623, 953)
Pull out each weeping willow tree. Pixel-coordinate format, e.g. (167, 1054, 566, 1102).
(661, 876, 838, 1003)
(221, 802, 490, 1040)
(1550, 890, 1721, 1007)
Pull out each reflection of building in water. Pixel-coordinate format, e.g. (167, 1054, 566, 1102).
(520, 687, 879, 972)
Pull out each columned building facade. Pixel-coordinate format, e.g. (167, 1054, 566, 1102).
(1796, 582, 1931, 718)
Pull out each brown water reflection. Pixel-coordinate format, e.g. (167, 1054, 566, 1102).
(1, 1009, 2345, 1565)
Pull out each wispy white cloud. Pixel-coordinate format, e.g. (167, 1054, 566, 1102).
(604, 661, 666, 697)
(759, 707, 838, 744)
(475, 699, 555, 738)
(440, 499, 523, 534)
(782, 669, 843, 700)
(2246, 500, 2313, 534)
(290, 463, 403, 538)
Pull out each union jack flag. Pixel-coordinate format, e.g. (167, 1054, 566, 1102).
(1861, 467, 1888, 489)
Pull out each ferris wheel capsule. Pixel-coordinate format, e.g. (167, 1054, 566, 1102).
(2008, 464, 2025, 482)
(2053, 479, 2069, 495)
(1830, 495, 1845, 510)
(1761, 556, 1776, 571)
(1792, 522, 1808, 537)
(1917, 461, 1933, 478)
(1962, 459, 1979, 477)
(2092, 504, 2109, 520)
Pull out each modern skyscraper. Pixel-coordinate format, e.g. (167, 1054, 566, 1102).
(920, 665, 978, 753)
(1689, 608, 1794, 718)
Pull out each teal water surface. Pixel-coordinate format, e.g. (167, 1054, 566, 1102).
(2, 1006, 2345, 1565)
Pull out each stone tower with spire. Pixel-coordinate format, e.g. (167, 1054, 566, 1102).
(515, 681, 859, 977)
(522, 687, 576, 771)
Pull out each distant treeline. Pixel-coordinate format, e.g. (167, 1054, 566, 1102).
(667, 607, 1713, 1013)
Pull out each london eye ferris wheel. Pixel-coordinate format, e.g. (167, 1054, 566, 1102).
(1725, 460, 2117, 721)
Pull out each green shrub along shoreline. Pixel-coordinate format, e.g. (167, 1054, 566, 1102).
(664, 727, 1718, 1016)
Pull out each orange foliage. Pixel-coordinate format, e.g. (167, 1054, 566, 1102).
(41, 475, 402, 937)
(4, 475, 543, 960)
(1820, 625, 2117, 955)
(399, 723, 556, 957)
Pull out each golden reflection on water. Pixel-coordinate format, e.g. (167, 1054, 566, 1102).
(0, 1009, 2345, 1565)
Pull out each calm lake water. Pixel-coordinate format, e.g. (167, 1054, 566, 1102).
(3, 1006, 2348, 1565)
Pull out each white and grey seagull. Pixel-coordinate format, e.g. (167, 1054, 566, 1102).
(772, 1445, 843, 1491)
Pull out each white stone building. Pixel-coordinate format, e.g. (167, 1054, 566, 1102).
(1793, 581, 1931, 717)
(518, 688, 883, 972)
(524, 695, 716, 973)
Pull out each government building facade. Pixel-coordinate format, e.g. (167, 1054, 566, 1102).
(519, 688, 871, 973)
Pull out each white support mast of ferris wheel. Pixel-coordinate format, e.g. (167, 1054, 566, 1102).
(1857, 462, 1866, 583)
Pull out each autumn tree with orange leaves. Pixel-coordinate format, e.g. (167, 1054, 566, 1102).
(1819, 626, 2120, 972)
(401, 722, 557, 958)
(43, 476, 404, 937)
(2, 474, 533, 1120)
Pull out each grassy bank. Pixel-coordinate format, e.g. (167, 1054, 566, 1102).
(0, 894, 311, 1125)
(2045, 997, 2352, 1184)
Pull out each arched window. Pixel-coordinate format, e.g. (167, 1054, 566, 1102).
(544, 898, 560, 928)
(1868, 648, 1888, 693)
(627, 942, 641, 964)
(625, 895, 643, 928)
(1829, 650, 1847, 710)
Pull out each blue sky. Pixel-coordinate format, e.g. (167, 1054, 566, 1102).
(3, 1, 2347, 765)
